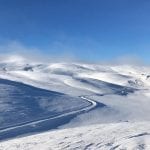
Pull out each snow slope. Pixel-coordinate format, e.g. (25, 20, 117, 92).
(0, 122, 150, 150)
(0, 56, 150, 149)
(0, 79, 90, 129)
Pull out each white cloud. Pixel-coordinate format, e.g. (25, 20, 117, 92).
(0, 40, 79, 63)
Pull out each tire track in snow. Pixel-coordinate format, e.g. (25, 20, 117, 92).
(0, 96, 97, 133)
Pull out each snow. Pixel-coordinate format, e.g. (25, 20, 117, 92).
(0, 122, 150, 150)
(0, 79, 95, 141)
(0, 56, 150, 149)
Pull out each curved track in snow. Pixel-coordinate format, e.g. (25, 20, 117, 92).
(0, 96, 97, 135)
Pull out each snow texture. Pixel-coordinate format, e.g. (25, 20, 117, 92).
(0, 56, 150, 149)
(0, 122, 150, 150)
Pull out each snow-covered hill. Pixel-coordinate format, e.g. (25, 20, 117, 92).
(0, 55, 150, 149)
(0, 122, 150, 150)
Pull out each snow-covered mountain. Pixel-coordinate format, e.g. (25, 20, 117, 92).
(0, 55, 150, 149)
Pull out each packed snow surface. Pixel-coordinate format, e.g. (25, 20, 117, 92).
(0, 122, 150, 150)
(0, 56, 150, 149)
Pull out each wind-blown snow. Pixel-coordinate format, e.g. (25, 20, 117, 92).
(0, 56, 150, 149)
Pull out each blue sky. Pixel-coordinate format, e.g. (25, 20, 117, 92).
(0, 0, 150, 62)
